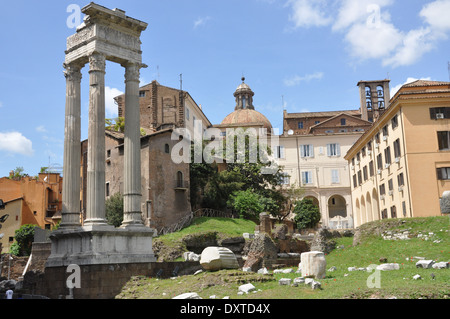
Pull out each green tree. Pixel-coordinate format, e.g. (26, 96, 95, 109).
(14, 224, 36, 256)
(189, 131, 289, 219)
(228, 189, 279, 221)
(293, 198, 321, 230)
(8, 167, 26, 180)
(105, 193, 124, 227)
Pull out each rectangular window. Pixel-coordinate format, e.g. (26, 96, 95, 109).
(357, 171, 362, 186)
(363, 166, 368, 181)
(377, 154, 383, 170)
(437, 167, 450, 180)
(393, 139, 401, 159)
(398, 173, 405, 186)
(402, 201, 407, 216)
(381, 209, 388, 219)
(341, 118, 346, 126)
(106, 182, 110, 197)
(391, 206, 397, 219)
(437, 131, 450, 150)
(331, 169, 340, 184)
(362, 147, 366, 157)
(186, 107, 190, 120)
(384, 147, 392, 165)
(315, 121, 320, 125)
(274, 146, 285, 159)
(353, 175, 357, 188)
(392, 115, 399, 129)
(139, 91, 146, 97)
(298, 122, 304, 129)
(327, 143, 341, 157)
(300, 145, 314, 158)
(382, 125, 389, 137)
(430, 107, 450, 120)
(369, 161, 375, 177)
(388, 179, 394, 191)
(375, 133, 381, 144)
(302, 171, 313, 185)
(281, 173, 290, 185)
(380, 184, 386, 196)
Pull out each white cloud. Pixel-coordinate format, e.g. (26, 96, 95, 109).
(0, 131, 34, 156)
(382, 27, 434, 68)
(36, 125, 47, 133)
(284, 72, 324, 86)
(390, 77, 432, 96)
(105, 86, 123, 118)
(286, 0, 332, 28)
(194, 16, 211, 29)
(420, 0, 450, 31)
(285, 0, 450, 68)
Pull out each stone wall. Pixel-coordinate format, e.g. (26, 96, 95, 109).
(20, 261, 201, 299)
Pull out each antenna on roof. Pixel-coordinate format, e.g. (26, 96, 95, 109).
(282, 95, 285, 110)
(180, 73, 183, 91)
(157, 65, 160, 81)
(448, 62, 450, 81)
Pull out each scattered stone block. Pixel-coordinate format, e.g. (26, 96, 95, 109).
(413, 274, 422, 280)
(376, 263, 400, 271)
(328, 266, 337, 272)
(301, 251, 327, 279)
(257, 267, 270, 275)
(432, 262, 449, 269)
(415, 260, 435, 269)
(278, 278, 292, 285)
(293, 277, 305, 285)
(238, 283, 256, 294)
(172, 292, 202, 299)
(200, 247, 239, 271)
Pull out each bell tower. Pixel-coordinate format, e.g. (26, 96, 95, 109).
(357, 79, 390, 122)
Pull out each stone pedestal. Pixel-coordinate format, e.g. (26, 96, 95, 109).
(259, 212, 272, 234)
(301, 251, 326, 279)
(46, 226, 156, 267)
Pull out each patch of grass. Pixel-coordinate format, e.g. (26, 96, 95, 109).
(118, 216, 450, 299)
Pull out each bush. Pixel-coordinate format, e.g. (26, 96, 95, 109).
(228, 189, 265, 220)
(14, 224, 36, 256)
(293, 198, 321, 230)
(105, 193, 124, 227)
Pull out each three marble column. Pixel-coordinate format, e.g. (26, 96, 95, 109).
(61, 53, 144, 229)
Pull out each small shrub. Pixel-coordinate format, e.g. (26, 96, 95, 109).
(293, 198, 321, 230)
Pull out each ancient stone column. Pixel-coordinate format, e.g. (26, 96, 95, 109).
(61, 63, 82, 228)
(85, 52, 108, 226)
(121, 62, 144, 227)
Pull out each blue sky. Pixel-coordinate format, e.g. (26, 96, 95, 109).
(1, 0, 450, 177)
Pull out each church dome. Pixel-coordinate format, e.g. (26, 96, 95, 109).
(220, 77, 272, 131)
(221, 109, 273, 131)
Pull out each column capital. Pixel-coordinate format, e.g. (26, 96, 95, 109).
(89, 52, 106, 73)
(63, 63, 82, 83)
(124, 62, 147, 83)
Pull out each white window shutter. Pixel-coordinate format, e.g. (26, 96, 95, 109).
(327, 144, 331, 156)
(309, 145, 314, 158)
(336, 144, 341, 157)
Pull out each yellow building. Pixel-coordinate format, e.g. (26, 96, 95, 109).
(345, 80, 450, 227)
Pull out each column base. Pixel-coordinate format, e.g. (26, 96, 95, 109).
(45, 225, 156, 267)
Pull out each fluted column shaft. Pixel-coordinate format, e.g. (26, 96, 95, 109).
(85, 52, 107, 226)
(61, 63, 82, 228)
(121, 62, 143, 227)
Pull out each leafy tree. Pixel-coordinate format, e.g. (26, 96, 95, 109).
(293, 198, 321, 230)
(228, 189, 279, 221)
(14, 224, 36, 256)
(189, 131, 291, 219)
(105, 193, 124, 227)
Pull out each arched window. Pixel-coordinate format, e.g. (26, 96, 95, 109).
(177, 171, 183, 188)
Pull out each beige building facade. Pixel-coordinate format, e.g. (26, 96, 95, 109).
(345, 80, 450, 227)
(279, 110, 373, 229)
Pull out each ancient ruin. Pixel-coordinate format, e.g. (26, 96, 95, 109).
(46, 3, 155, 267)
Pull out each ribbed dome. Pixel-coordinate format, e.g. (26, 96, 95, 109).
(221, 108, 273, 131)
